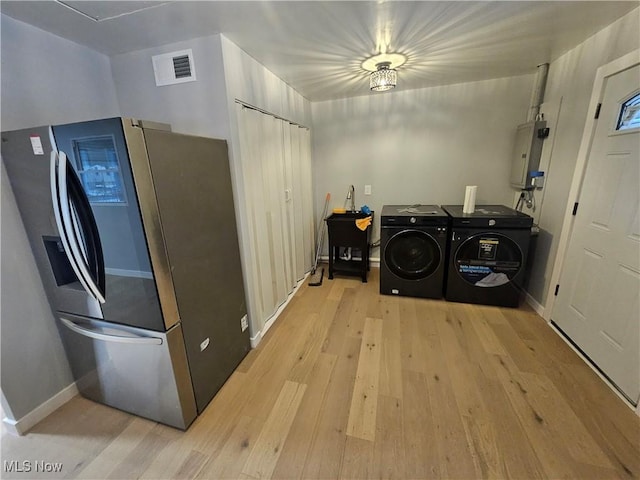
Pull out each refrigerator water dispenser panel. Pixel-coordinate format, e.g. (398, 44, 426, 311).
(43, 236, 79, 287)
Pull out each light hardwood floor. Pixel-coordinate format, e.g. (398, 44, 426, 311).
(2, 268, 639, 479)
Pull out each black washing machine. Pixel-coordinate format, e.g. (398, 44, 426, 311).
(442, 205, 533, 308)
(380, 205, 448, 298)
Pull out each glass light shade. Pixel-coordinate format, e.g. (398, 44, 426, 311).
(370, 66, 397, 91)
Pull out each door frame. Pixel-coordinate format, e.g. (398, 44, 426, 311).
(544, 49, 640, 414)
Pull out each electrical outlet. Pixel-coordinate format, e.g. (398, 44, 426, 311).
(241, 315, 248, 332)
(364, 184, 372, 195)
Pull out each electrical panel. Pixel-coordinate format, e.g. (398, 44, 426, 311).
(509, 120, 547, 188)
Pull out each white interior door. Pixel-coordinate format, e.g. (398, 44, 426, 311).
(552, 61, 640, 404)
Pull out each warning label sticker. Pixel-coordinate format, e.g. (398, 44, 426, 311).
(30, 135, 44, 155)
(478, 238, 498, 260)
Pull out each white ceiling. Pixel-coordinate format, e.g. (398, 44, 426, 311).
(2, 1, 638, 101)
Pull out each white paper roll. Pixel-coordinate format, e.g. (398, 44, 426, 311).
(463, 185, 477, 214)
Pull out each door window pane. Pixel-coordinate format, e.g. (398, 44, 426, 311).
(72, 136, 127, 204)
(616, 93, 640, 131)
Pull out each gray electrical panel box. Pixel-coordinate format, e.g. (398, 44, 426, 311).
(510, 120, 547, 188)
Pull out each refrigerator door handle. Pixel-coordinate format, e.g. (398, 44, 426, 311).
(60, 317, 163, 345)
(50, 150, 97, 300)
(64, 154, 106, 299)
(57, 151, 106, 303)
(52, 150, 106, 303)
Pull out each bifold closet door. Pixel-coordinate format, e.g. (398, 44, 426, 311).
(288, 125, 306, 282)
(236, 104, 314, 329)
(299, 126, 314, 273)
(286, 124, 314, 280)
(282, 124, 298, 291)
(236, 106, 284, 322)
(259, 113, 288, 313)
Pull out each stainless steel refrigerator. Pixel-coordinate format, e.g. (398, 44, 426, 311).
(2, 117, 250, 429)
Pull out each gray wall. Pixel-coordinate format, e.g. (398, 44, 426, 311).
(1, 14, 120, 421)
(110, 34, 231, 139)
(1, 16, 120, 130)
(111, 34, 313, 340)
(1, 163, 74, 421)
(220, 35, 312, 128)
(526, 9, 639, 309)
(311, 74, 534, 255)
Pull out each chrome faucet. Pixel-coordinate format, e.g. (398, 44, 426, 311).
(345, 185, 355, 212)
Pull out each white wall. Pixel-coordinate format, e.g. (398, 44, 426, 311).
(526, 8, 640, 309)
(220, 35, 312, 340)
(0, 14, 120, 422)
(311, 75, 534, 252)
(110, 34, 230, 139)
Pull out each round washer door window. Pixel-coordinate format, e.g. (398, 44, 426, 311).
(384, 230, 441, 281)
(454, 233, 523, 287)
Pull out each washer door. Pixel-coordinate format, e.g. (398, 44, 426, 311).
(384, 229, 442, 281)
(454, 233, 523, 287)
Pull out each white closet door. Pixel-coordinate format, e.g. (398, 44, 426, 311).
(236, 104, 314, 331)
(237, 106, 273, 321)
(261, 114, 288, 310)
(281, 124, 297, 292)
(300, 127, 315, 272)
(289, 125, 306, 281)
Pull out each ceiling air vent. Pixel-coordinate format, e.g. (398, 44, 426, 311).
(152, 49, 196, 86)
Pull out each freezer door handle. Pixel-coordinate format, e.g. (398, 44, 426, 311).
(50, 150, 98, 300)
(62, 152, 106, 301)
(51, 149, 106, 303)
(60, 317, 163, 345)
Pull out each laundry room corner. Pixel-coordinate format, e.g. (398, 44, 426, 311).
(311, 74, 534, 264)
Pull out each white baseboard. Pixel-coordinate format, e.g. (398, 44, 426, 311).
(2, 417, 20, 436)
(524, 291, 545, 316)
(249, 271, 310, 348)
(249, 332, 262, 348)
(2, 382, 78, 436)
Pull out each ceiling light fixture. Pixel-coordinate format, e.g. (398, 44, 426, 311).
(370, 62, 397, 91)
(362, 53, 406, 93)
